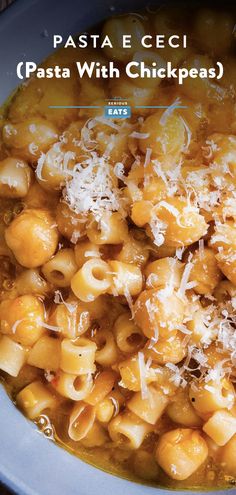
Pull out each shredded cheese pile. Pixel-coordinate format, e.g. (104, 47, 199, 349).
(63, 153, 126, 220)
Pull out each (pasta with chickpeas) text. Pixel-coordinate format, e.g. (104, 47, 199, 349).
(0, 4, 236, 490)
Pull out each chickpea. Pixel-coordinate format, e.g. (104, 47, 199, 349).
(189, 378, 235, 414)
(0, 295, 45, 346)
(49, 297, 90, 339)
(3, 118, 58, 162)
(143, 177, 168, 203)
(8, 77, 79, 129)
(207, 101, 235, 135)
(204, 343, 230, 370)
(14, 269, 51, 297)
(219, 434, 236, 476)
(131, 201, 153, 228)
(87, 212, 128, 245)
(108, 260, 143, 297)
(115, 232, 149, 268)
(145, 257, 183, 289)
(149, 366, 179, 397)
(148, 243, 176, 260)
(96, 399, 115, 424)
(194, 9, 234, 55)
(78, 75, 106, 117)
(186, 303, 217, 346)
(216, 191, 236, 222)
(139, 110, 186, 158)
(5, 208, 59, 268)
(134, 288, 185, 339)
(144, 332, 187, 365)
(181, 164, 211, 201)
(118, 356, 140, 392)
(134, 51, 166, 90)
(118, 354, 157, 392)
(24, 181, 58, 210)
(78, 296, 109, 321)
(209, 221, 236, 252)
(155, 428, 208, 480)
(0, 157, 33, 198)
(36, 142, 76, 191)
(181, 55, 217, 101)
(189, 247, 222, 295)
(110, 76, 155, 115)
(177, 99, 208, 140)
(0, 223, 13, 260)
(161, 44, 192, 67)
(74, 240, 100, 268)
(35, 78, 80, 129)
(56, 201, 87, 243)
(102, 15, 146, 62)
(96, 126, 133, 165)
(60, 120, 86, 159)
(167, 391, 202, 427)
(8, 78, 42, 123)
(215, 249, 236, 286)
(150, 197, 208, 247)
(206, 133, 236, 179)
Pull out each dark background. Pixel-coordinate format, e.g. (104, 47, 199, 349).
(0, 0, 13, 10)
(0, 485, 14, 495)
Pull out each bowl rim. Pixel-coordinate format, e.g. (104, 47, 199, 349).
(0, 386, 234, 495)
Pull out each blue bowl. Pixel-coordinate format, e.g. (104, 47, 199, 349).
(0, 1, 235, 494)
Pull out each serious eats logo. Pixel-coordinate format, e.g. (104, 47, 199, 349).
(104, 98, 131, 118)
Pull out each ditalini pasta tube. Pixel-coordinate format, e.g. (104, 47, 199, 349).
(68, 402, 96, 441)
(60, 338, 97, 375)
(0, 336, 27, 377)
(71, 259, 112, 302)
(108, 411, 152, 449)
(16, 381, 56, 419)
(51, 371, 93, 401)
(127, 385, 169, 425)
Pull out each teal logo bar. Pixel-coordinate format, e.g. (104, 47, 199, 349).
(104, 105, 131, 119)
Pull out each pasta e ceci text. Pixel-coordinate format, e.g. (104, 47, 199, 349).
(16, 32, 224, 85)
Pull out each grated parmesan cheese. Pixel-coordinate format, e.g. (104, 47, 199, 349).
(54, 290, 77, 314)
(36, 153, 47, 181)
(150, 212, 167, 247)
(158, 200, 180, 218)
(12, 319, 26, 334)
(177, 255, 193, 298)
(159, 97, 181, 126)
(39, 321, 61, 332)
(63, 153, 126, 220)
(198, 239, 205, 260)
(129, 131, 150, 139)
